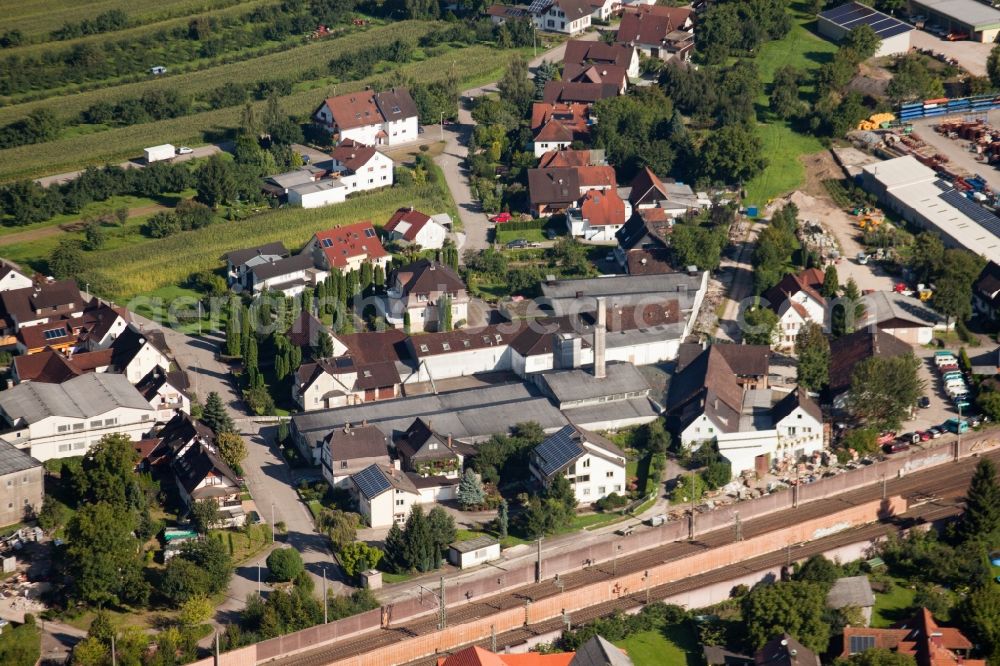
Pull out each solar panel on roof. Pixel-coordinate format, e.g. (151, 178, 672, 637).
(528, 0, 552, 13)
(939, 189, 1000, 238)
(819, 1, 910, 38)
(535, 426, 585, 477)
(353, 465, 390, 499)
(849, 636, 876, 654)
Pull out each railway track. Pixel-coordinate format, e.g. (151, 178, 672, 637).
(402, 500, 966, 666)
(269, 448, 996, 666)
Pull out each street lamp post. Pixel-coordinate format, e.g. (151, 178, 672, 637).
(271, 502, 276, 542)
(440, 112, 444, 142)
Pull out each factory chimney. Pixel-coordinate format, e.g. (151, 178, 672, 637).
(594, 296, 607, 379)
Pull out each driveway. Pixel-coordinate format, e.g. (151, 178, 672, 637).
(433, 32, 603, 256)
(909, 29, 991, 77)
(33, 144, 224, 187)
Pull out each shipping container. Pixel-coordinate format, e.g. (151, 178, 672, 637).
(144, 144, 176, 163)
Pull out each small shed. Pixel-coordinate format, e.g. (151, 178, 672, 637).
(448, 536, 501, 570)
(826, 575, 876, 626)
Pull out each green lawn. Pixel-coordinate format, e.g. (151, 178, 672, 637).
(744, 123, 826, 207)
(871, 578, 917, 628)
(743, 2, 839, 207)
(496, 227, 548, 245)
(615, 624, 701, 666)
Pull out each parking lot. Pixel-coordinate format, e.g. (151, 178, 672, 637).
(910, 29, 992, 77)
(909, 111, 1000, 192)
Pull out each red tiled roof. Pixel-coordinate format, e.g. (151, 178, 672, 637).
(577, 165, 617, 189)
(312, 220, 389, 269)
(542, 80, 619, 104)
(562, 63, 627, 88)
(617, 5, 692, 45)
(578, 188, 625, 226)
(841, 609, 985, 666)
(13, 348, 113, 383)
(318, 91, 381, 131)
(563, 40, 634, 69)
(437, 645, 574, 666)
(330, 138, 379, 173)
(538, 149, 597, 168)
(385, 207, 432, 242)
(531, 102, 590, 144)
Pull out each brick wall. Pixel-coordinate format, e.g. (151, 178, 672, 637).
(209, 430, 1000, 666)
(305, 497, 902, 666)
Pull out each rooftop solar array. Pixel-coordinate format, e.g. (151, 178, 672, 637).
(534, 425, 585, 477)
(352, 464, 390, 499)
(528, 0, 553, 13)
(849, 636, 876, 654)
(819, 2, 913, 38)
(939, 189, 1000, 238)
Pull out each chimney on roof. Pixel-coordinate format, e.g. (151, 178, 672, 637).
(594, 296, 607, 379)
(447, 434, 452, 447)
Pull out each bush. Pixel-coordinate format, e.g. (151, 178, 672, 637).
(594, 492, 628, 512)
(266, 547, 304, 582)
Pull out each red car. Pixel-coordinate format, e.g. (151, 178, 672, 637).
(918, 431, 933, 442)
(876, 431, 897, 446)
(490, 212, 512, 224)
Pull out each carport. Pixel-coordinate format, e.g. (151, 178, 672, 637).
(909, 0, 1000, 43)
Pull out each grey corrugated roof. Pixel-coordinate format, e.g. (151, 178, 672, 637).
(292, 383, 567, 450)
(541, 362, 649, 404)
(826, 576, 875, 609)
(562, 396, 658, 427)
(539, 272, 705, 299)
(570, 635, 634, 666)
(0, 373, 152, 423)
(0, 440, 41, 476)
(449, 535, 498, 553)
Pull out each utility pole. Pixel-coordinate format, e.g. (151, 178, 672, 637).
(323, 566, 328, 624)
(881, 474, 887, 500)
(438, 576, 447, 630)
(111, 633, 117, 666)
(491, 624, 497, 653)
(613, 544, 621, 575)
(562, 608, 571, 632)
(257, 563, 261, 596)
(214, 631, 220, 666)
(644, 571, 650, 605)
(535, 537, 543, 583)
(271, 502, 276, 542)
(734, 511, 742, 542)
(956, 402, 963, 461)
(439, 112, 444, 142)
(554, 574, 564, 594)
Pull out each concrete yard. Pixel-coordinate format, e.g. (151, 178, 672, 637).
(909, 111, 1000, 192)
(910, 29, 992, 77)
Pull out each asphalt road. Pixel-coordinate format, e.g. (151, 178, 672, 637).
(128, 317, 347, 630)
(432, 32, 602, 255)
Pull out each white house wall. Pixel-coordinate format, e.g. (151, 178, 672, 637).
(716, 429, 780, 480)
(125, 343, 171, 384)
(291, 187, 347, 209)
(340, 125, 382, 146)
(774, 406, 824, 461)
(414, 346, 511, 383)
(535, 140, 572, 158)
(16, 407, 155, 461)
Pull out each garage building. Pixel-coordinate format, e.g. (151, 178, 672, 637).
(909, 0, 1000, 43)
(860, 156, 1000, 265)
(817, 2, 913, 56)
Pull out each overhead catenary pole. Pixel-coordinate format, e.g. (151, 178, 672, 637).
(438, 576, 447, 630)
(323, 566, 328, 624)
(535, 537, 542, 582)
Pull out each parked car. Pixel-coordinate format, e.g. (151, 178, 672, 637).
(177, 146, 193, 155)
(953, 397, 971, 410)
(899, 432, 920, 444)
(939, 363, 959, 372)
(944, 418, 969, 434)
(917, 396, 931, 408)
(491, 212, 513, 224)
(546, 228, 557, 240)
(942, 371, 964, 380)
(506, 239, 529, 249)
(876, 431, 897, 445)
(856, 252, 869, 264)
(884, 441, 910, 454)
(927, 427, 943, 438)
(918, 431, 933, 442)
(934, 353, 957, 366)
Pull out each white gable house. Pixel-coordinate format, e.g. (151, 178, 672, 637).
(529, 425, 627, 504)
(351, 464, 422, 528)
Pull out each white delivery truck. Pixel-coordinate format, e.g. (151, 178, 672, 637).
(144, 144, 176, 163)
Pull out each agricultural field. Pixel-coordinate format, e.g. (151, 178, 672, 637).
(0, 40, 523, 182)
(2, 0, 248, 42)
(77, 178, 457, 302)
